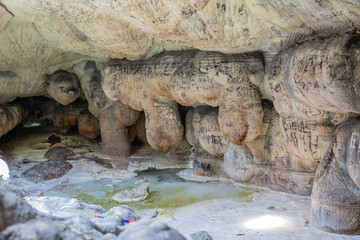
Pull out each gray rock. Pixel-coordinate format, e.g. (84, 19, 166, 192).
(117, 219, 186, 240)
(44, 146, 75, 159)
(112, 183, 150, 203)
(0, 180, 38, 231)
(190, 231, 213, 240)
(21, 159, 73, 181)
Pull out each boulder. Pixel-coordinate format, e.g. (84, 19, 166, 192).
(112, 183, 150, 203)
(0, 181, 38, 232)
(21, 159, 73, 181)
(118, 219, 186, 240)
(46, 71, 80, 105)
(44, 147, 75, 160)
(190, 231, 213, 240)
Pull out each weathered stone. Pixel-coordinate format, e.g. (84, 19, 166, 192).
(0, 180, 38, 232)
(52, 102, 86, 132)
(35, 98, 59, 123)
(192, 150, 225, 178)
(47, 70, 80, 105)
(132, 111, 149, 146)
(269, 51, 334, 171)
(223, 146, 268, 187)
(85, 61, 110, 118)
(190, 231, 213, 240)
(102, 51, 264, 152)
(118, 219, 186, 240)
(312, 117, 360, 234)
(44, 147, 75, 160)
(274, 34, 360, 114)
(0, 99, 31, 137)
(78, 111, 100, 139)
(21, 159, 73, 181)
(112, 183, 150, 203)
(193, 106, 233, 157)
(99, 104, 131, 158)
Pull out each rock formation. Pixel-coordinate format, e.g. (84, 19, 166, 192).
(21, 159, 73, 181)
(102, 51, 264, 152)
(78, 110, 100, 139)
(47, 71, 81, 106)
(312, 117, 360, 234)
(0, 0, 358, 236)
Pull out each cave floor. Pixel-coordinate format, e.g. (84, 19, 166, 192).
(2, 123, 359, 240)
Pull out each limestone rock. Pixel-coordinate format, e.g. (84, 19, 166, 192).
(0, 99, 31, 137)
(265, 110, 315, 196)
(21, 159, 73, 181)
(34, 98, 59, 123)
(192, 150, 225, 178)
(52, 101, 87, 132)
(47, 70, 80, 105)
(87, 61, 110, 117)
(44, 147, 75, 160)
(112, 183, 150, 203)
(274, 34, 360, 114)
(223, 146, 268, 187)
(269, 49, 334, 171)
(99, 104, 131, 158)
(193, 106, 233, 157)
(312, 117, 360, 234)
(118, 219, 186, 240)
(0, 180, 38, 232)
(190, 231, 213, 240)
(103, 51, 264, 152)
(78, 111, 100, 139)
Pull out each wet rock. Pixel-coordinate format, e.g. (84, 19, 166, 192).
(78, 110, 100, 139)
(135, 178, 147, 185)
(117, 219, 186, 240)
(0, 180, 38, 231)
(21, 159, 73, 181)
(47, 70, 80, 105)
(190, 231, 213, 240)
(312, 117, 360, 234)
(44, 147, 75, 159)
(112, 183, 150, 203)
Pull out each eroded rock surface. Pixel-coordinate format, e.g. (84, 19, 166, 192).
(312, 117, 360, 234)
(44, 147, 75, 160)
(112, 183, 150, 203)
(78, 110, 100, 139)
(47, 70, 81, 106)
(21, 159, 73, 181)
(103, 51, 264, 152)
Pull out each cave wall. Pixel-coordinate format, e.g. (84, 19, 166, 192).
(0, 0, 359, 235)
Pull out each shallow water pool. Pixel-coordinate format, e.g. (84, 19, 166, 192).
(43, 169, 256, 213)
